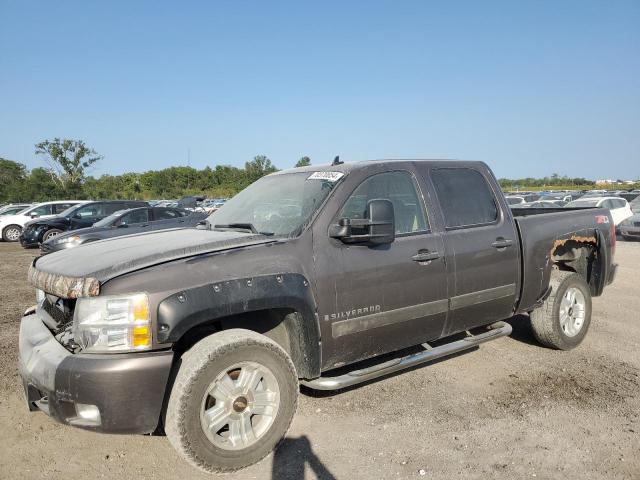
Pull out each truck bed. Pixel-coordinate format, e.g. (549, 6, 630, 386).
(511, 206, 614, 313)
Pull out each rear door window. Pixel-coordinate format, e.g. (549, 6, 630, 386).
(103, 203, 125, 215)
(153, 208, 184, 220)
(431, 168, 498, 229)
(53, 203, 75, 214)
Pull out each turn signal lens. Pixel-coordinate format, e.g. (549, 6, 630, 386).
(132, 325, 151, 349)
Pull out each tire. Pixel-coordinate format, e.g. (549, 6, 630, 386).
(42, 228, 63, 242)
(165, 329, 298, 473)
(2, 224, 22, 242)
(530, 270, 592, 350)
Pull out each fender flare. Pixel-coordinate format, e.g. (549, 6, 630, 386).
(156, 273, 321, 378)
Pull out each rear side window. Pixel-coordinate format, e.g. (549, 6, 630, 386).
(103, 203, 125, 215)
(154, 208, 183, 220)
(53, 203, 75, 214)
(431, 168, 498, 229)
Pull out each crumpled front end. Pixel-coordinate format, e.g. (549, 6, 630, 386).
(28, 264, 100, 299)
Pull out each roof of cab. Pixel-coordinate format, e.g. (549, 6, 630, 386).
(271, 159, 488, 176)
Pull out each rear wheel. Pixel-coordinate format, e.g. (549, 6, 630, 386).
(165, 329, 298, 473)
(42, 228, 63, 242)
(530, 270, 592, 350)
(2, 225, 22, 242)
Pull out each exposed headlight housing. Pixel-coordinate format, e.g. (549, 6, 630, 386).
(35, 288, 45, 305)
(73, 293, 152, 353)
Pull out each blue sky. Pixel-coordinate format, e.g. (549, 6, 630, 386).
(1, 1, 639, 179)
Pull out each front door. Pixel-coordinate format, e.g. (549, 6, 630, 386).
(313, 169, 449, 370)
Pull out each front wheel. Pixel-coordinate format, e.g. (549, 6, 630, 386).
(530, 270, 592, 350)
(42, 228, 63, 242)
(2, 225, 22, 242)
(165, 329, 298, 473)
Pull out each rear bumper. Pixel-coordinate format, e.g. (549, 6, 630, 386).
(18, 310, 174, 434)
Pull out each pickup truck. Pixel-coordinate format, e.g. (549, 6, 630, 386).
(18, 160, 617, 473)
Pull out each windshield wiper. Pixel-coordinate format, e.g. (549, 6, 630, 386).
(213, 223, 274, 236)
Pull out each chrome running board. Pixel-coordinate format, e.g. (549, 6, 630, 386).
(301, 321, 512, 390)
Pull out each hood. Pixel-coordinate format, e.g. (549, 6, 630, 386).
(29, 228, 277, 297)
(25, 215, 69, 229)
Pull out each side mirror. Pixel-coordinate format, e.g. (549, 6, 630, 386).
(117, 223, 128, 228)
(329, 199, 395, 245)
(30, 212, 39, 218)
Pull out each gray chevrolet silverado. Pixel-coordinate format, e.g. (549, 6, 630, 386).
(18, 160, 617, 472)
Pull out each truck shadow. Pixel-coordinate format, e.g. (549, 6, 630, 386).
(272, 435, 336, 480)
(504, 314, 539, 346)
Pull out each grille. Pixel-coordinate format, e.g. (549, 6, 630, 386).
(42, 297, 74, 330)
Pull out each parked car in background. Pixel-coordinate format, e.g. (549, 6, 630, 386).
(0, 201, 84, 242)
(524, 200, 567, 208)
(41, 206, 208, 253)
(505, 195, 526, 206)
(0, 203, 33, 216)
(619, 197, 640, 241)
(565, 197, 633, 226)
(19, 200, 148, 247)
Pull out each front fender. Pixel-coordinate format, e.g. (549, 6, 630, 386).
(156, 273, 320, 378)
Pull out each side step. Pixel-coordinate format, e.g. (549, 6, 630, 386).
(301, 321, 512, 390)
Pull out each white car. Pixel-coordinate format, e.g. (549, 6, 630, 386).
(565, 196, 633, 226)
(0, 200, 86, 242)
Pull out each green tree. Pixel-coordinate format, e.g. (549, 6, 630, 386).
(35, 138, 102, 196)
(244, 155, 278, 184)
(295, 156, 311, 168)
(0, 158, 28, 202)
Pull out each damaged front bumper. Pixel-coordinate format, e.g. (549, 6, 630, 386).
(18, 308, 174, 434)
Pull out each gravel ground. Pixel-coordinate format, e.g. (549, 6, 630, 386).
(0, 241, 638, 480)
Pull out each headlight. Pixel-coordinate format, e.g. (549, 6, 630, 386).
(73, 293, 152, 353)
(55, 235, 81, 245)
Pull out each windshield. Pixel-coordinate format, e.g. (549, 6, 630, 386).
(206, 172, 343, 236)
(93, 210, 127, 227)
(565, 199, 599, 208)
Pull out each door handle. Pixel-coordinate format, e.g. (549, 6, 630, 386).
(492, 238, 514, 249)
(412, 250, 440, 262)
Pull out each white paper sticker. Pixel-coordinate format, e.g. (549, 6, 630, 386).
(307, 171, 345, 182)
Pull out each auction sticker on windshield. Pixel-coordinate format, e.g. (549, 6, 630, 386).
(307, 172, 344, 182)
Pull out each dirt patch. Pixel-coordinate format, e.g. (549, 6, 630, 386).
(492, 355, 639, 416)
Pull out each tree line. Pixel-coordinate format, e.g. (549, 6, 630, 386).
(1, 138, 315, 203)
(1, 139, 637, 203)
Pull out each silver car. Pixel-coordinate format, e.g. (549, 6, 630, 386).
(619, 196, 640, 240)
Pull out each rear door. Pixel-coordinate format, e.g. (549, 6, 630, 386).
(313, 167, 449, 369)
(426, 166, 519, 334)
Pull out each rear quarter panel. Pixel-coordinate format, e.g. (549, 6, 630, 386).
(513, 207, 613, 312)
